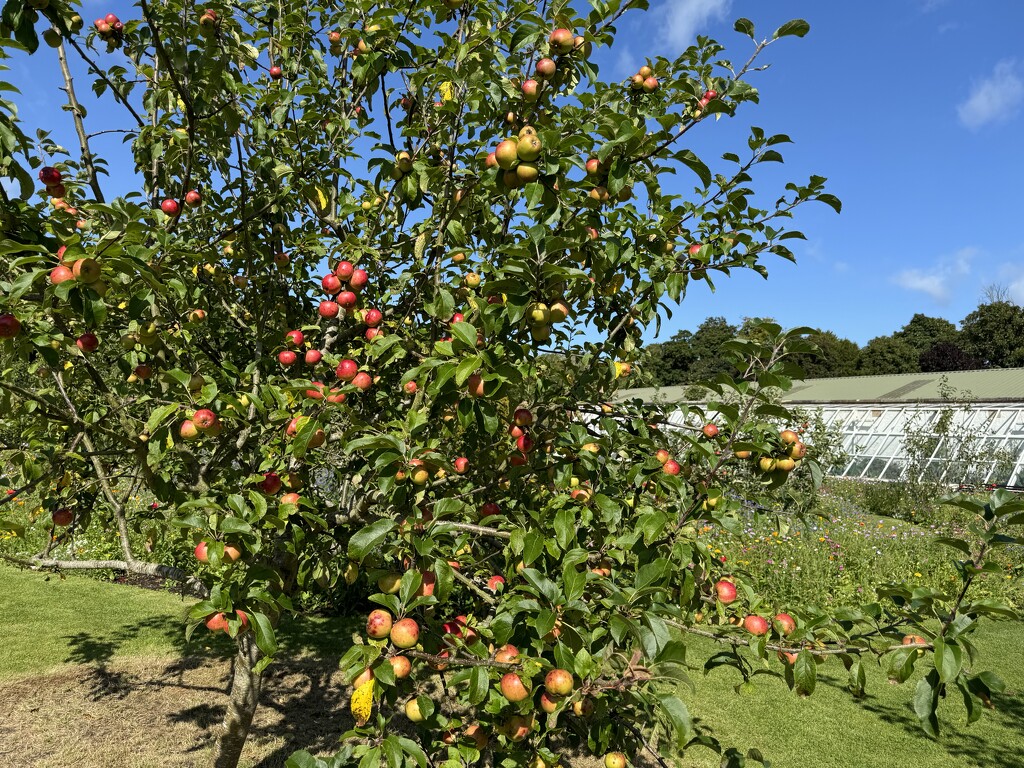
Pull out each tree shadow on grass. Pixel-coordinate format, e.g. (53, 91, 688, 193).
(819, 676, 1024, 768)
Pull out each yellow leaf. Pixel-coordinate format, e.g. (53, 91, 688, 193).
(316, 187, 330, 212)
(440, 81, 456, 102)
(350, 678, 375, 726)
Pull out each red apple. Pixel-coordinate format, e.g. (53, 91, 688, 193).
(269, 65, 283, 79)
(500, 672, 531, 702)
(185, 190, 202, 206)
(662, 459, 680, 475)
(0, 313, 21, 338)
(535, 57, 556, 79)
(479, 501, 500, 518)
(403, 380, 418, 394)
(319, 300, 340, 318)
(51, 508, 74, 527)
(278, 350, 297, 366)
(743, 615, 769, 636)
(336, 359, 358, 381)
(304, 349, 322, 365)
(259, 472, 282, 494)
(335, 260, 354, 279)
(364, 308, 383, 327)
(521, 79, 541, 101)
(390, 617, 420, 648)
(39, 166, 62, 186)
(702, 423, 719, 439)
(467, 373, 485, 397)
(549, 27, 575, 54)
(160, 198, 179, 215)
(352, 371, 372, 391)
(513, 407, 534, 426)
(180, 420, 200, 441)
(774, 613, 796, 636)
(193, 409, 217, 430)
(76, 333, 99, 353)
(337, 290, 358, 308)
(495, 644, 519, 664)
(349, 269, 369, 289)
(72, 258, 101, 283)
(544, 668, 573, 696)
(367, 609, 394, 639)
(714, 579, 737, 604)
(389, 655, 412, 679)
(50, 265, 74, 284)
(487, 574, 505, 592)
(322, 274, 342, 294)
(454, 457, 469, 474)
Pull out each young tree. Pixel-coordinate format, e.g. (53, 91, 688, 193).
(1, 4, 1019, 768)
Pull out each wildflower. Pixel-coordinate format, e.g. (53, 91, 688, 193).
(914, 572, 922, 578)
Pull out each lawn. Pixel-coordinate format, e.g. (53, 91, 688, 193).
(2, 565, 1021, 768)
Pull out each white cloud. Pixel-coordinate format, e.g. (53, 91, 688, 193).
(892, 247, 976, 303)
(957, 60, 1024, 130)
(1008, 276, 1024, 305)
(652, 0, 732, 52)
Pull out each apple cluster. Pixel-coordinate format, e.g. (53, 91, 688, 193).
(711, 579, 803, 663)
(94, 12, 123, 45)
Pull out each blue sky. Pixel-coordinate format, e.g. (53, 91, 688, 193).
(5, 0, 1024, 346)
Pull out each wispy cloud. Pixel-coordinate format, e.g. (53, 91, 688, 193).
(957, 60, 1024, 130)
(892, 247, 976, 303)
(652, 0, 732, 52)
(921, 0, 951, 12)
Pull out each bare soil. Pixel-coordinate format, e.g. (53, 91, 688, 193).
(0, 655, 354, 768)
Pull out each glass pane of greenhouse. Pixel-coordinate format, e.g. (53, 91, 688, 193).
(814, 403, 1024, 487)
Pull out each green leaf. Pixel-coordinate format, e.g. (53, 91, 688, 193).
(734, 18, 756, 39)
(913, 670, 941, 738)
(658, 695, 694, 747)
(248, 611, 278, 656)
(468, 665, 489, 704)
(933, 637, 962, 683)
(773, 19, 811, 39)
(348, 518, 395, 561)
(794, 650, 816, 695)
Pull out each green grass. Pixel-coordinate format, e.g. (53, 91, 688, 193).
(3, 564, 1022, 768)
(679, 625, 1024, 768)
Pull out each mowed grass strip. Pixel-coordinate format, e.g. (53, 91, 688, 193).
(2, 565, 1022, 768)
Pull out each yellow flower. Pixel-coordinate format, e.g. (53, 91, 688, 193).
(914, 572, 922, 578)
(818, 537, 825, 542)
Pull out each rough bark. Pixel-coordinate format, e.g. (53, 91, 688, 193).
(213, 634, 263, 768)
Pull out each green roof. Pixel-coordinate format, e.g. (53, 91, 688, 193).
(618, 368, 1024, 405)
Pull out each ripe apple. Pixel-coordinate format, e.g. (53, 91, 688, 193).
(0, 313, 21, 338)
(192, 409, 217, 430)
(662, 459, 680, 475)
(535, 57, 556, 79)
(495, 644, 519, 664)
(487, 574, 505, 592)
(743, 615, 769, 636)
(340, 265, 367, 289)
(405, 698, 425, 722)
(521, 79, 541, 102)
(453, 457, 469, 474)
(702, 423, 719, 439)
(391, 617, 420, 648)
(787, 441, 807, 459)
(513, 407, 534, 426)
(539, 690, 562, 714)
(775, 457, 797, 472)
(160, 198, 179, 215)
(336, 359, 358, 381)
(206, 613, 229, 633)
(573, 697, 595, 717)
(259, 472, 282, 494)
(544, 668, 573, 696)
(642, 76, 659, 93)
(352, 371, 372, 391)
(467, 373, 485, 398)
(364, 308, 383, 327)
(465, 723, 488, 750)
(300, 349, 321, 366)
(39, 166, 62, 186)
(194, 541, 209, 562)
(76, 333, 99, 353)
(654, 449, 671, 465)
(495, 139, 519, 170)
(72, 258, 101, 283)
(281, 492, 301, 505)
(758, 456, 778, 473)
(337, 290, 358, 308)
(184, 190, 202, 206)
(50, 265, 74, 284)
(774, 613, 796, 636)
(322, 274, 342, 294)
(366, 609, 393, 639)
(223, 544, 241, 562)
(278, 350, 297, 366)
(403, 380, 418, 395)
(714, 579, 737, 604)
(479, 501, 500, 518)
(604, 753, 627, 768)
(704, 89, 718, 100)
(500, 672, 531, 702)
(334, 261, 354, 281)
(517, 135, 542, 162)
(389, 655, 412, 679)
(51, 508, 74, 527)
(319, 300, 340, 318)
(269, 65, 283, 79)
(549, 27, 574, 54)
(180, 420, 200, 441)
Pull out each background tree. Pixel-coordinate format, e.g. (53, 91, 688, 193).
(0, 5, 1018, 768)
(857, 336, 921, 375)
(894, 313, 960, 355)
(787, 329, 860, 378)
(960, 300, 1024, 368)
(919, 341, 979, 373)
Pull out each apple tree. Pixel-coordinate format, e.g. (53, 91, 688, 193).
(1, 2, 1020, 768)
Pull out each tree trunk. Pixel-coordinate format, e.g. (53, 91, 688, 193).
(213, 634, 263, 768)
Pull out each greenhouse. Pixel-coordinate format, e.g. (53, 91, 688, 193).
(619, 368, 1024, 488)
